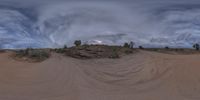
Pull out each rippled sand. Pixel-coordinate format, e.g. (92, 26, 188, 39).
(0, 50, 200, 100)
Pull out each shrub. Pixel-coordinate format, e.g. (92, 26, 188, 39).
(109, 52, 120, 58)
(28, 50, 50, 59)
(54, 45, 68, 53)
(123, 42, 130, 48)
(124, 49, 133, 54)
(193, 43, 200, 50)
(0, 50, 5, 53)
(16, 50, 26, 57)
(139, 46, 144, 49)
(74, 40, 82, 47)
(129, 41, 134, 49)
(15, 49, 50, 62)
(55, 48, 65, 53)
(64, 45, 67, 49)
(109, 48, 120, 59)
(165, 46, 169, 50)
(16, 48, 32, 57)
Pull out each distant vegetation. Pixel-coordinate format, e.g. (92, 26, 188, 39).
(165, 46, 169, 49)
(54, 48, 66, 53)
(11, 40, 200, 61)
(123, 42, 130, 48)
(74, 40, 82, 47)
(52, 40, 136, 59)
(109, 48, 120, 59)
(64, 44, 134, 59)
(133, 43, 200, 55)
(123, 41, 134, 48)
(139, 46, 144, 49)
(14, 48, 50, 62)
(144, 43, 200, 55)
(64, 45, 67, 49)
(0, 50, 6, 53)
(193, 43, 199, 50)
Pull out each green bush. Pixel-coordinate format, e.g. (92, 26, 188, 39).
(165, 46, 169, 50)
(129, 41, 134, 49)
(55, 48, 66, 53)
(139, 46, 144, 49)
(124, 49, 133, 54)
(193, 43, 200, 50)
(64, 45, 67, 49)
(28, 50, 49, 59)
(74, 40, 82, 47)
(123, 42, 130, 48)
(15, 48, 50, 62)
(109, 48, 120, 59)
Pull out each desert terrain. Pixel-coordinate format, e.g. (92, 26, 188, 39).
(0, 49, 200, 100)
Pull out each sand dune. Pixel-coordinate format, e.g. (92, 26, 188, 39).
(0, 50, 200, 100)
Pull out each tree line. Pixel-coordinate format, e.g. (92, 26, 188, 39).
(65, 40, 200, 51)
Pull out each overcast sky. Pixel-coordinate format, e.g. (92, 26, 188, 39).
(0, 0, 200, 48)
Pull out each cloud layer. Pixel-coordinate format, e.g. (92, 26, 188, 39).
(0, 0, 200, 48)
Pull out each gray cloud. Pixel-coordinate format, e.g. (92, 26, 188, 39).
(0, 0, 200, 48)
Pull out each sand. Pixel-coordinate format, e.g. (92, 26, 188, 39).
(0, 50, 200, 100)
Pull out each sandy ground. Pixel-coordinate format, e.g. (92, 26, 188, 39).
(0, 50, 200, 100)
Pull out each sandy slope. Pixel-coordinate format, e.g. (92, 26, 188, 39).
(0, 51, 200, 100)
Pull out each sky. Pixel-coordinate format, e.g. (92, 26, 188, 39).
(0, 0, 200, 48)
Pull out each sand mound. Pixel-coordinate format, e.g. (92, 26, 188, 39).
(0, 50, 199, 100)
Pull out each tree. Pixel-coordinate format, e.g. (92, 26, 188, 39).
(165, 46, 169, 50)
(139, 46, 144, 49)
(193, 43, 200, 50)
(64, 45, 67, 49)
(129, 41, 134, 49)
(74, 40, 82, 47)
(123, 42, 130, 48)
